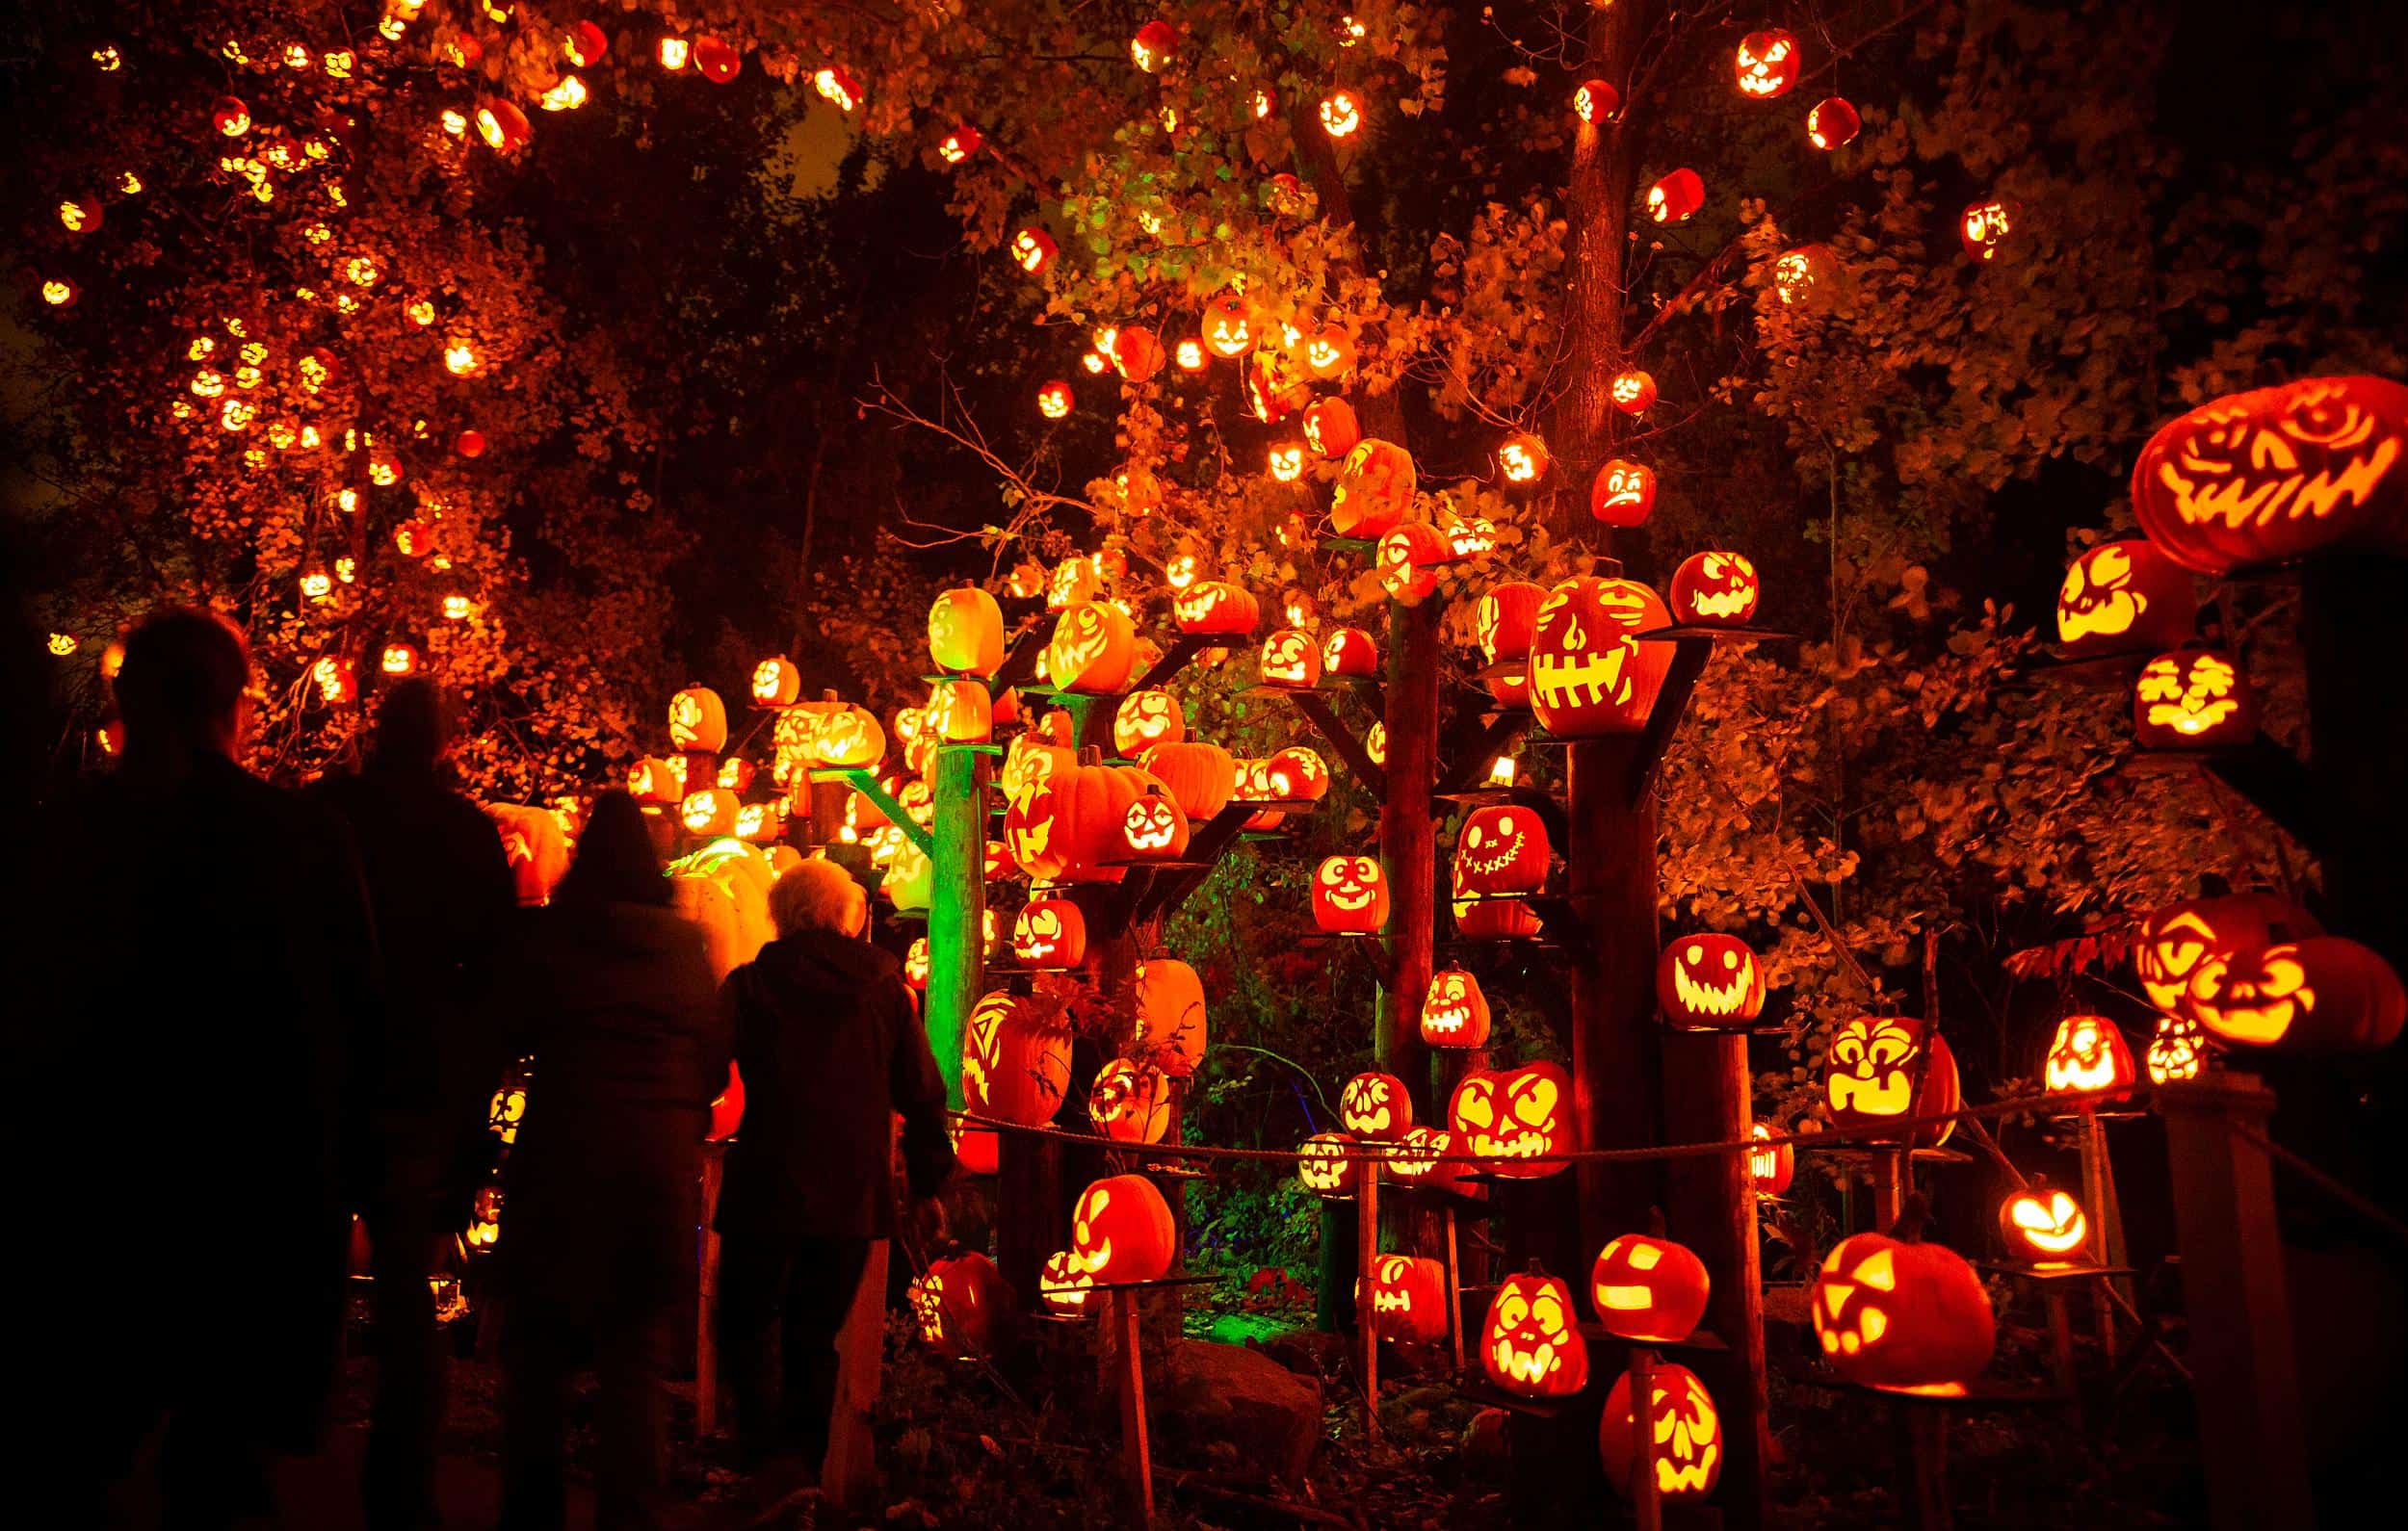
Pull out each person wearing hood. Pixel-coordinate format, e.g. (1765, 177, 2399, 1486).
(715, 855, 954, 1481)
(496, 791, 728, 1530)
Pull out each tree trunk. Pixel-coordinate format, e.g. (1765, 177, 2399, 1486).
(1380, 597, 1439, 1122)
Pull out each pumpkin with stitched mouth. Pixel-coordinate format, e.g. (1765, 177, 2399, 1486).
(1998, 1186, 2090, 1264)
(2133, 649, 2257, 749)
(1421, 968, 1492, 1048)
(1811, 1229, 1996, 1388)
(1590, 1233, 1710, 1344)
(2132, 376, 2408, 575)
(1657, 934, 1766, 1027)
(1450, 1060, 1572, 1178)
(2041, 1015, 2134, 1100)
(2055, 540, 2195, 657)
(1360, 1254, 1448, 1344)
(1669, 551, 1759, 626)
(1481, 1270, 1589, 1398)
(1454, 804, 1550, 895)
(1313, 855, 1390, 934)
(1340, 1071, 1414, 1141)
(1823, 1016, 1959, 1146)
(2180, 935, 2407, 1052)
(1065, 1174, 1175, 1284)
(1600, 1362, 1722, 1503)
(2133, 894, 2319, 1012)
(1530, 575, 1674, 737)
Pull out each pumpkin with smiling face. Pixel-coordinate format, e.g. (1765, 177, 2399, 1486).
(2055, 540, 2195, 657)
(1670, 551, 1760, 627)
(1530, 575, 1674, 737)
(1297, 1131, 1360, 1197)
(1454, 804, 1550, 895)
(1258, 627, 1323, 688)
(1039, 1249, 1097, 1315)
(1811, 1230, 1996, 1388)
(929, 585, 1005, 675)
(1600, 1363, 1722, 1503)
(1174, 580, 1260, 636)
(750, 656, 802, 708)
(2133, 649, 2257, 749)
(1481, 1270, 1589, 1398)
(1590, 1234, 1711, 1344)
(1421, 968, 1493, 1048)
(1998, 1187, 2090, 1264)
(2133, 894, 2319, 1013)
(1823, 1016, 1960, 1147)
(1312, 855, 1390, 934)
(1010, 897, 1086, 969)
(1657, 934, 1766, 1027)
(1451, 1060, 1572, 1178)
(813, 704, 887, 768)
(1340, 1071, 1413, 1141)
(2041, 1015, 2135, 1100)
(2181, 935, 2407, 1052)
(1089, 1058, 1174, 1144)
(1361, 1254, 1449, 1344)
(2132, 376, 2408, 575)
(1589, 458, 1658, 526)
(1322, 626, 1379, 678)
(1330, 439, 1417, 538)
(1066, 1174, 1176, 1284)
(1046, 602, 1138, 694)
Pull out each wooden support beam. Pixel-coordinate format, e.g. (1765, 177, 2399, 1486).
(1378, 597, 1441, 1125)
(1356, 1170, 1381, 1439)
(1433, 708, 1534, 795)
(1284, 688, 1387, 801)
(1113, 1288, 1155, 1524)
(1621, 636, 1713, 807)
(925, 745, 987, 1106)
(811, 766, 934, 858)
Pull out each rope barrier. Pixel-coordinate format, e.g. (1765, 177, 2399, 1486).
(2230, 1121, 2408, 1250)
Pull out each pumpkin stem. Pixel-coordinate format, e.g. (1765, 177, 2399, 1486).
(1892, 1191, 1932, 1242)
(1646, 1206, 1668, 1238)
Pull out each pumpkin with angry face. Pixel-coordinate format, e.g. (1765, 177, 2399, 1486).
(1600, 1363, 1722, 1503)
(1112, 689, 1185, 755)
(1998, 1187, 2090, 1264)
(1312, 855, 1390, 933)
(1657, 934, 1766, 1027)
(1340, 1072, 1413, 1140)
(2055, 540, 2195, 657)
(1297, 1132, 1360, 1197)
(1089, 1058, 1174, 1143)
(1530, 575, 1674, 737)
(2133, 894, 2319, 1012)
(2133, 649, 2257, 749)
(1421, 968, 1492, 1048)
(1066, 1174, 1176, 1284)
(1670, 551, 1760, 626)
(1823, 1016, 1960, 1146)
(1330, 439, 1417, 538)
(1481, 1270, 1589, 1398)
(1361, 1254, 1449, 1344)
(961, 991, 1072, 1127)
(1046, 602, 1138, 695)
(2181, 935, 2407, 1052)
(1450, 1060, 1572, 1178)
(1010, 897, 1086, 969)
(929, 586, 1006, 675)
(1121, 788, 1190, 859)
(1589, 458, 1658, 526)
(1811, 1230, 1996, 1388)
(2041, 1015, 2134, 1099)
(1590, 1234, 1711, 1343)
(1733, 28, 1799, 96)
(2132, 376, 2408, 575)
(1455, 804, 1550, 895)
(1173, 580, 1260, 636)
(1258, 628, 1323, 688)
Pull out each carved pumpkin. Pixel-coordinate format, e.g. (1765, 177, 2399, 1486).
(813, 705, 886, 768)
(1109, 325, 1165, 382)
(1530, 575, 1674, 737)
(1657, 934, 1766, 1027)
(1670, 551, 1760, 626)
(1201, 295, 1253, 358)
(1450, 1061, 1571, 1178)
(1376, 523, 1449, 604)
(910, 1253, 1008, 1357)
(1297, 1131, 1360, 1197)
(929, 586, 1006, 676)
(952, 1118, 1001, 1176)
(1139, 741, 1238, 821)
(1959, 197, 2013, 262)
(926, 678, 993, 744)
(2182, 935, 2407, 1052)
(1009, 225, 1058, 275)
(961, 990, 1072, 1127)
(681, 788, 739, 837)
(903, 938, 929, 990)
(1589, 458, 1658, 527)
(1010, 897, 1086, 969)
(1089, 1058, 1174, 1143)
(1498, 431, 1551, 484)
(2042, 1015, 2135, 1100)
(1454, 889, 1544, 941)
(750, 657, 802, 708)
(1005, 756, 1146, 882)
(1734, 29, 1799, 96)
(2146, 1013, 2208, 1084)
(1067, 1174, 1175, 1284)
(1455, 805, 1550, 895)
(2134, 894, 2318, 1011)
(668, 687, 728, 753)
(1573, 78, 1619, 124)
(1265, 746, 1329, 802)
(1481, 1270, 1589, 1397)
(1312, 855, 1390, 934)
(1647, 169, 1704, 223)
(1748, 1123, 1794, 1195)
(1330, 439, 1417, 538)
(1384, 1125, 1479, 1197)
(1174, 580, 1261, 636)
(1322, 626, 1379, 677)
(1361, 1254, 1449, 1344)
(1771, 244, 1834, 306)
(2055, 540, 2195, 657)
(1823, 1017, 1960, 1147)
(1610, 369, 1658, 416)
(1258, 628, 1323, 688)
(1047, 602, 1139, 695)
(1111, 690, 1185, 755)
(1807, 95, 1861, 149)
(1040, 1249, 1097, 1315)
(1421, 968, 1493, 1048)
(1340, 1072, 1413, 1141)
(1998, 1187, 2089, 1264)
(1121, 788, 1191, 860)
(1303, 397, 1361, 459)
(1811, 1230, 1996, 1388)
(1600, 1362, 1722, 1503)
(2133, 649, 2257, 749)
(1134, 958, 1208, 1070)
(1047, 558, 1103, 613)
(1591, 1234, 1710, 1343)
(1129, 18, 1177, 72)
(2132, 376, 2408, 574)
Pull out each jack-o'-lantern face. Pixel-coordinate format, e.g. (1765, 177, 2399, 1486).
(2133, 895, 2318, 1012)
(1421, 968, 1492, 1048)
(1202, 297, 1253, 358)
(1266, 746, 1327, 801)
(1450, 1061, 1570, 1177)
(2057, 543, 2143, 643)
(464, 1184, 504, 1252)
(2146, 1014, 2207, 1084)
(750, 657, 800, 707)
(1670, 551, 1760, 626)
(1447, 516, 1498, 558)
(487, 1077, 528, 1145)
(1658, 934, 1766, 1026)
(1573, 78, 1618, 124)
(1089, 1059, 1173, 1143)
(1361, 1254, 1448, 1343)
(1499, 432, 1549, 483)
(960, 992, 1014, 1107)
(903, 938, 929, 989)
(668, 687, 726, 752)
(1601, 1364, 1721, 1501)
(1297, 1132, 1358, 1196)
(2134, 650, 2255, 747)
(1960, 198, 2012, 262)
(1813, 1240, 1895, 1360)
(1482, 1272, 1588, 1397)
(1340, 1072, 1412, 1139)
(1121, 792, 1188, 858)
(1590, 458, 1657, 526)
(1174, 580, 1258, 636)
(2042, 1015, 2134, 1098)
(1376, 524, 1446, 603)
(1112, 690, 1183, 754)
(1747, 1123, 1794, 1195)
(925, 678, 992, 743)
(1259, 628, 1321, 688)
(1040, 1249, 1096, 1314)
(928, 586, 1005, 676)
(2182, 944, 2313, 1046)
(2000, 1188, 2089, 1262)
(1047, 558, 1102, 612)
(1825, 1016, 1920, 1117)
(1734, 29, 1798, 96)
(1590, 1234, 1711, 1344)
(681, 789, 737, 836)
(815, 705, 885, 768)
(1322, 627, 1378, 677)
(1383, 1126, 1475, 1196)
(1312, 855, 1389, 933)
(1610, 370, 1657, 415)
(1455, 805, 1549, 895)
(1067, 1174, 1175, 1283)
(1048, 602, 1134, 694)
(1010, 225, 1057, 274)
(1011, 898, 1086, 969)
(1811, 1230, 1997, 1389)
(1771, 245, 1830, 305)
(1304, 324, 1353, 377)
(1530, 576, 1672, 736)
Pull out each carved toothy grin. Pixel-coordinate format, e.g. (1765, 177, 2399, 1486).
(1673, 960, 1754, 1016)
(1532, 649, 1633, 709)
(2159, 429, 2399, 531)
(1492, 1337, 1565, 1388)
(1687, 586, 1755, 620)
(1424, 1003, 1472, 1035)
(1827, 1070, 1910, 1115)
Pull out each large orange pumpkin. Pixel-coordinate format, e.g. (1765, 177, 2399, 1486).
(1450, 1061, 1571, 1178)
(2180, 935, 2407, 1052)
(1811, 1230, 1996, 1388)
(1823, 1016, 1959, 1147)
(1066, 1174, 1176, 1284)
(910, 1252, 1009, 1357)
(1133, 957, 1208, 1070)
(929, 586, 1006, 675)
(1005, 756, 1150, 882)
(1599, 1363, 1722, 1503)
(961, 990, 1072, 1126)
(1046, 602, 1138, 694)
(1139, 740, 1238, 821)
(1529, 575, 1673, 737)
(2133, 894, 2319, 1011)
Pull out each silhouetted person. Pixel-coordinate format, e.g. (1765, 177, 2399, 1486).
(498, 792, 727, 1531)
(715, 858, 953, 1484)
(313, 677, 516, 1528)
(35, 608, 379, 1527)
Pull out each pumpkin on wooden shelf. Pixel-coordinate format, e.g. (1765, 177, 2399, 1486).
(1339, 1072, 1413, 1141)
(2041, 1014, 2135, 1100)
(1089, 1058, 1174, 1144)
(1811, 1227, 1995, 1389)
(1657, 933, 1766, 1027)
(1822, 1016, 1960, 1147)
(1450, 1060, 1571, 1178)
(1010, 897, 1086, 970)
(1361, 1255, 1448, 1344)
(929, 586, 1005, 675)
(1590, 1233, 1710, 1343)
(1600, 1363, 1722, 1503)
(961, 990, 1071, 1127)
(1481, 1270, 1588, 1398)
(1998, 1185, 2090, 1264)
(2181, 935, 2406, 1052)
(1530, 575, 1673, 737)
(1066, 1175, 1176, 1284)
(2134, 894, 2319, 1012)
(1421, 968, 1492, 1048)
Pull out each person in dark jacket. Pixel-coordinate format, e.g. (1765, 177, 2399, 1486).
(313, 677, 517, 1529)
(497, 791, 728, 1531)
(715, 856, 954, 1479)
(33, 609, 379, 1527)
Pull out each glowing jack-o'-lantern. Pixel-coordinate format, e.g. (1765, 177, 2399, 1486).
(1734, 29, 1799, 96)
(1298, 1132, 1360, 1196)
(2132, 376, 2408, 574)
(1529, 575, 1674, 737)
(1960, 197, 2013, 262)
(1454, 889, 1543, 942)
(1134, 958, 1208, 1071)
(1202, 296, 1253, 358)
(1266, 746, 1329, 802)
(1771, 245, 1835, 307)
(1748, 1123, 1795, 1195)
(1376, 523, 1449, 604)
(1360, 1254, 1448, 1343)
(1312, 855, 1390, 934)
(2055, 540, 2195, 657)
(1112, 689, 1185, 754)
(1330, 439, 1417, 538)
(750, 657, 801, 707)
(1811, 1230, 1996, 1388)
(1481, 1271, 1589, 1397)
(1090, 1058, 1174, 1144)
(1121, 789, 1190, 859)
(681, 789, 739, 837)
(488, 1069, 530, 1144)
(1319, 90, 1362, 138)
(1610, 369, 1658, 416)
(1455, 805, 1550, 895)
(1035, 379, 1074, 419)
(1010, 898, 1086, 969)
(961, 991, 1072, 1126)
(465, 1183, 504, 1253)
(1303, 398, 1361, 459)
(1999, 1187, 2089, 1264)
(1040, 1249, 1096, 1314)
(1823, 1017, 1960, 1147)
(909, 1253, 1007, 1358)
(925, 678, 992, 744)
(1130, 19, 1177, 72)
(937, 124, 983, 164)
(668, 687, 727, 752)
(1671, 551, 1761, 626)
(1600, 1363, 1721, 1503)
(1591, 1234, 1710, 1343)
(2133, 649, 2256, 749)
(627, 757, 682, 804)
(2182, 935, 2407, 1052)
(2146, 1013, 2208, 1084)
(1340, 1072, 1413, 1141)
(1451, 1061, 1571, 1178)
(1477, 582, 1547, 668)
(929, 586, 1006, 676)
(475, 99, 533, 153)
(1005, 754, 1146, 883)
(1647, 169, 1704, 223)
(813, 705, 886, 768)
(2134, 894, 2318, 1012)
(1421, 969, 1492, 1048)
(1807, 96, 1861, 149)
(1657, 934, 1766, 1027)
(1258, 628, 1322, 688)
(1322, 626, 1379, 677)
(903, 939, 929, 990)
(1589, 458, 1658, 526)
(1067, 1174, 1176, 1284)
(1498, 431, 1550, 484)
(1385, 1125, 1479, 1197)
(1573, 78, 1619, 124)
(2042, 1015, 2135, 1100)
(1009, 226, 1058, 275)
(1174, 581, 1260, 636)
(1304, 324, 1356, 379)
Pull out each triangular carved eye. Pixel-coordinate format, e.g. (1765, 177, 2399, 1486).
(1852, 1249, 1896, 1291)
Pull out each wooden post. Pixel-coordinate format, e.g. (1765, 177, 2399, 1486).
(1661, 1029, 1767, 1528)
(2076, 1107, 2123, 1349)
(1113, 1287, 1155, 1524)
(1378, 595, 1439, 1130)
(1871, 1147, 1907, 1230)
(2159, 1072, 2313, 1530)
(1444, 1205, 1466, 1376)
(996, 1127, 1062, 1312)
(822, 1237, 889, 1513)
(1626, 1346, 1662, 1531)
(1565, 736, 1662, 1249)
(1355, 1168, 1381, 1438)
(695, 1148, 724, 1433)
(1906, 1407, 1950, 1531)
(2043, 1286, 2081, 1424)
(927, 744, 988, 1107)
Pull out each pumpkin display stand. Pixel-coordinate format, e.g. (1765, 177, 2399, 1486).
(2114, 734, 2327, 862)
(1974, 1258, 2141, 1423)
(1276, 688, 1390, 801)
(1792, 1373, 2065, 1531)
(1796, 1142, 1976, 1231)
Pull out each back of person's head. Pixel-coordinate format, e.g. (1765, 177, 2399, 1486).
(372, 677, 452, 772)
(555, 791, 671, 910)
(769, 856, 868, 939)
(113, 607, 250, 758)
